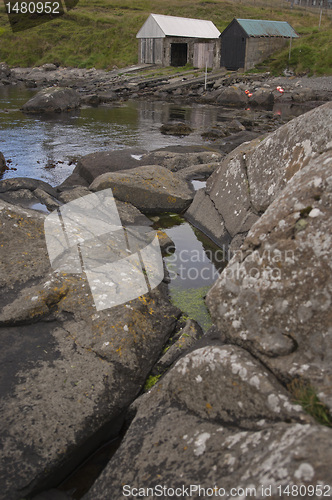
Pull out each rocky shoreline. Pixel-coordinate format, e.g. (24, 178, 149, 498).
(1, 61, 332, 106)
(0, 68, 332, 499)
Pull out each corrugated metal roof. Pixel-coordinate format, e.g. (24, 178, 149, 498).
(136, 14, 221, 39)
(236, 19, 299, 37)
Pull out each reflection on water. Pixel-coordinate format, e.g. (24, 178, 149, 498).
(0, 85, 221, 186)
(0, 85, 316, 187)
(158, 215, 227, 330)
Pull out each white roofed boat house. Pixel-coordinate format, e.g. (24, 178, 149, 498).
(136, 14, 221, 69)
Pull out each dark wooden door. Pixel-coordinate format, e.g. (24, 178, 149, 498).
(171, 43, 188, 67)
(221, 36, 246, 70)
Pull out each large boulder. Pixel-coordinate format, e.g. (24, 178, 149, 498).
(72, 149, 148, 185)
(216, 86, 248, 106)
(82, 341, 332, 500)
(248, 89, 274, 107)
(89, 165, 194, 214)
(21, 87, 81, 114)
(186, 102, 332, 248)
(206, 149, 332, 411)
(0, 199, 180, 500)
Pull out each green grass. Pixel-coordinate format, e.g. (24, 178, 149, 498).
(144, 373, 162, 391)
(0, 0, 331, 73)
(264, 29, 332, 76)
(288, 379, 332, 427)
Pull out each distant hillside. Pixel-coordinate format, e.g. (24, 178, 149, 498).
(0, 0, 331, 74)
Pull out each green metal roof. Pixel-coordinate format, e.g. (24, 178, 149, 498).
(236, 19, 299, 37)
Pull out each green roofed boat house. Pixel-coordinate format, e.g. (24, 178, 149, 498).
(220, 18, 299, 71)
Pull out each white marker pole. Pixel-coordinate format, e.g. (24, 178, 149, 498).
(319, 9, 322, 29)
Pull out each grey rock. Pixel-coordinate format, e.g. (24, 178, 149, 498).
(185, 139, 261, 248)
(0, 188, 40, 210)
(215, 130, 260, 154)
(142, 151, 223, 173)
(114, 200, 152, 228)
(155, 230, 174, 254)
(225, 118, 246, 133)
(249, 89, 274, 106)
(151, 319, 203, 375)
(201, 128, 227, 139)
(0, 151, 6, 174)
(160, 122, 193, 136)
(41, 64, 57, 72)
(33, 188, 60, 211)
(177, 162, 222, 181)
(291, 89, 317, 103)
(57, 186, 91, 204)
(206, 149, 332, 412)
(82, 344, 329, 500)
(25, 80, 37, 88)
(21, 87, 81, 114)
(206, 139, 262, 238)
(187, 102, 332, 250)
(90, 165, 194, 214)
(57, 172, 89, 190)
(184, 188, 231, 248)
(0, 200, 180, 500)
(246, 101, 332, 212)
(0, 177, 57, 198)
(97, 91, 118, 102)
(216, 86, 248, 106)
(81, 94, 101, 105)
(73, 149, 148, 184)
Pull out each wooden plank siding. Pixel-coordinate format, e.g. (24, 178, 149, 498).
(193, 43, 214, 69)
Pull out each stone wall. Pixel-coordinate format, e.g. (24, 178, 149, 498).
(245, 37, 289, 70)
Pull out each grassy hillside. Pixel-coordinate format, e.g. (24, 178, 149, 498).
(0, 0, 331, 74)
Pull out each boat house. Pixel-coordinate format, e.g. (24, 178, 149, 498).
(136, 14, 221, 69)
(220, 18, 299, 71)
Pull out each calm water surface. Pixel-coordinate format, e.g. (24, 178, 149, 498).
(0, 84, 222, 186)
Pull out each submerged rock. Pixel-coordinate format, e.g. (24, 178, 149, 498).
(160, 122, 193, 136)
(0, 62, 11, 79)
(21, 87, 81, 114)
